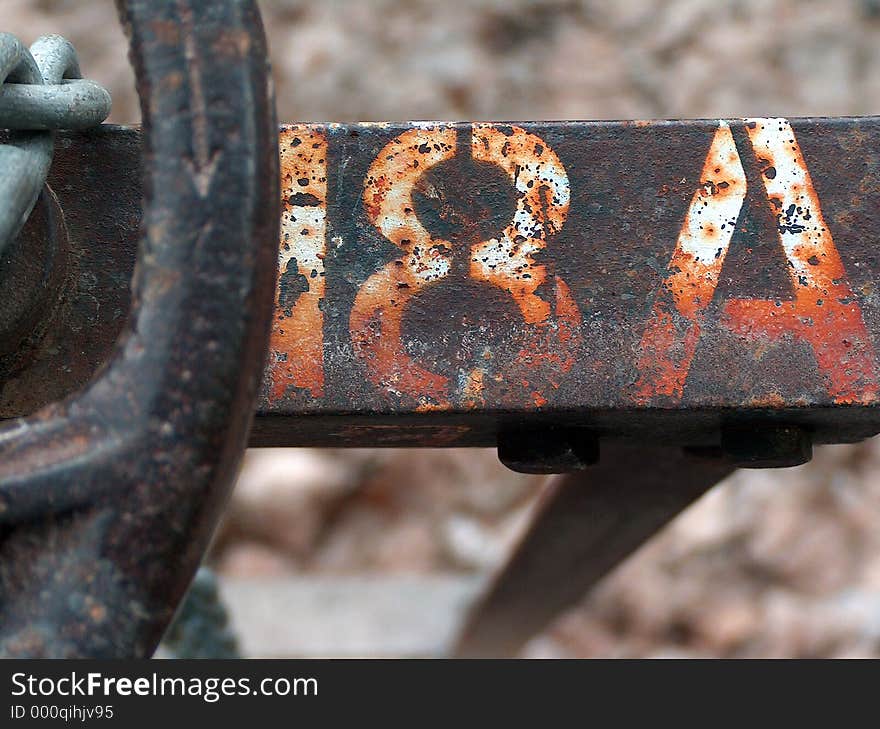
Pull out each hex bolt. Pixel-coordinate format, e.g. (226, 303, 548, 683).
(720, 424, 813, 468)
(498, 426, 599, 474)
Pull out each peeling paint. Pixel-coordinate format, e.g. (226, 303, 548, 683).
(724, 118, 878, 404)
(253, 120, 880, 439)
(268, 125, 328, 400)
(635, 122, 746, 402)
(634, 118, 877, 405)
(27, 120, 880, 449)
(348, 124, 579, 409)
(350, 125, 457, 405)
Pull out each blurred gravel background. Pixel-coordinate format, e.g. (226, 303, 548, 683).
(11, 0, 880, 657)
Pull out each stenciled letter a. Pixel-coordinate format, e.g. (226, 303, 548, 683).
(634, 118, 877, 405)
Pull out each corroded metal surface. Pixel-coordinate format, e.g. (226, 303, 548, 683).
(6, 117, 880, 449)
(0, 185, 71, 378)
(0, 0, 277, 657)
(0, 126, 140, 419)
(270, 127, 328, 401)
(262, 117, 880, 448)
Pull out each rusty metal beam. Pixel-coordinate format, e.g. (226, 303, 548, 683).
(5, 118, 880, 451)
(452, 445, 736, 657)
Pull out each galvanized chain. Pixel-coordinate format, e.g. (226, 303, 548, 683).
(0, 33, 111, 259)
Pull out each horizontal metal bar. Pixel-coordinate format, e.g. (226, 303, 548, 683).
(5, 119, 880, 448)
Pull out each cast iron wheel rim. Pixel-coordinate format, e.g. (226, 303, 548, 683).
(0, 0, 279, 657)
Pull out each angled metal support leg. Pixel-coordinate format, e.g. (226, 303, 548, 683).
(453, 444, 736, 657)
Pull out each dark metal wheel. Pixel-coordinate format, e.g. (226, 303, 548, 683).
(0, 0, 278, 657)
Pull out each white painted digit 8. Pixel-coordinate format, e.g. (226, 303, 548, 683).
(351, 124, 581, 410)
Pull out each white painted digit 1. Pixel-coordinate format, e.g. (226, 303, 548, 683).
(268, 125, 328, 401)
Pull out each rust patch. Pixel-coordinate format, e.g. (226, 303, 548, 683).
(20, 120, 880, 451)
(350, 124, 580, 410)
(634, 118, 878, 405)
(635, 122, 746, 402)
(723, 118, 878, 404)
(470, 125, 571, 324)
(469, 125, 582, 408)
(350, 124, 457, 406)
(268, 125, 328, 399)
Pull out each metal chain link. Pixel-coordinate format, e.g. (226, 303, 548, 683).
(0, 33, 111, 259)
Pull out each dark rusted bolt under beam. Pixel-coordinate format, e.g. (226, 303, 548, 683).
(498, 426, 599, 474)
(720, 424, 813, 468)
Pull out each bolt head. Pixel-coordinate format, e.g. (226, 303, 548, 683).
(498, 426, 599, 474)
(720, 425, 812, 469)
